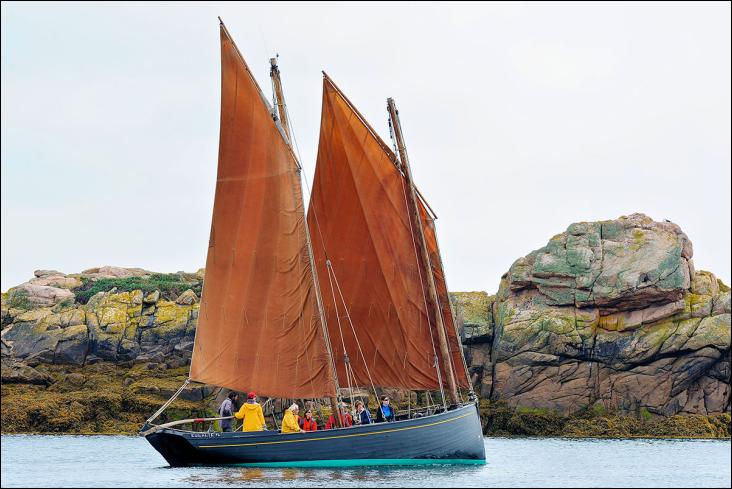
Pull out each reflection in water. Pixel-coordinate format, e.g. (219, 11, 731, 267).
(240, 468, 264, 481)
(176, 465, 481, 487)
(2, 436, 730, 488)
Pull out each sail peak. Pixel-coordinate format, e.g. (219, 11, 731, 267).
(189, 25, 336, 399)
(307, 79, 469, 392)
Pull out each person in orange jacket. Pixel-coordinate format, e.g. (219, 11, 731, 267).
(325, 402, 353, 429)
(234, 391, 265, 431)
(300, 409, 319, 432)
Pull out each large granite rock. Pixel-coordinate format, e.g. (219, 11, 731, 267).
(6, 283, 75, 308)
(461, 214, 731, 416)
(2, 287, 197, 368)
(29, 271, 82, 290)
(506, 213, 693, 311)
(451, 291, 495, 341)
(80, 266, 152, 280)
(1, 358, 52, 385)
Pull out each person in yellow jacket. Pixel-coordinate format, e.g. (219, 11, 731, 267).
(234, 391, 265, 432)
(281, 403, 303, 434)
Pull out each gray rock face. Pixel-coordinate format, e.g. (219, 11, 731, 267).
(7, 283, 75, 307)
(2, 288, 196, 369)
(1, 358, 51, 385)
(80, 266, 152, 280)
(506, 213, 693, 312)
(34, 270, 63, 278)
(175, 289, 198, 305)
(460, 214, 731, 416)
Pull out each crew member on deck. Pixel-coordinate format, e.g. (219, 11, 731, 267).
(234, 391, 265, 431)
(355, 400, 372, 425)
(218, 392, 239, 432)
(282, 403, 304, 433)
(301, 409, 319, 432)
(375, 396, 396, 422)
(325, 402, 353, 429)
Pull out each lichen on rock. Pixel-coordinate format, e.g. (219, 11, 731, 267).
(464, 214, 730, 417)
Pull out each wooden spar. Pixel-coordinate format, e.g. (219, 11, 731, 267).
(322, 72, 438, 220)
(386, 97, 459, 405)
(270, 60, 343, 427)
(424, 212, 476, 401)
(269, 58, 291, 142)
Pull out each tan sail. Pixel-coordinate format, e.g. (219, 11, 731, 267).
(420, 204, 471, 389)
(307, 75, 470, 391)
(189, 25, 336, 399)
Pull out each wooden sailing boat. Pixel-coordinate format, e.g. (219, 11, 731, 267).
(142, 20, 485, 468)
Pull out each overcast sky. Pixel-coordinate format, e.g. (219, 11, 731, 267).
(2, 1, 730, 293)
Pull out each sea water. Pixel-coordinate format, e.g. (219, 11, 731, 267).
(1, 435, 729, 487)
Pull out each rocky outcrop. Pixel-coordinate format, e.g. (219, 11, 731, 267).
(5, 283, 75, 308)
(459, 214, 731, 417)
(2, 278, 198, 369)
(1, 214, 729, 424)
(79, 266, 153, 280)
(1, 358, 52, 385)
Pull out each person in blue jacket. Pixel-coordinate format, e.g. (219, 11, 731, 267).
(375, 396, 396, 422)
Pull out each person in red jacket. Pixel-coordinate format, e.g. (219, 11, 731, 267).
(300, 409, 319, 432)
(325, 403, 353, 429)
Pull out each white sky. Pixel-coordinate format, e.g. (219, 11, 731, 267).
(1, 1, 730, 293)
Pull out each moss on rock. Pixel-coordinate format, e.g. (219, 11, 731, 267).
(479, 400, 730, 438)
(1, 363, 216, 434)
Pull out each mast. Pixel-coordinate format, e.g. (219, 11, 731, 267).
(425, 214, 477, 402)
(386, 97, 459, 405)
(270, 59, 344, 426)
(270, 57, 291, 142)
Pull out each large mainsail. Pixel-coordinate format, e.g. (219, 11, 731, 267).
(307, 75, 470, 392)
(189, 25, 336, 399)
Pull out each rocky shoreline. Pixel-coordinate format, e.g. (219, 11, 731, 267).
(2, 214, 730, 437)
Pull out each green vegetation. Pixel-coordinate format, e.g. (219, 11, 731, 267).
(1, 363, 214, 434)
(640, 407, 653, 421)
(450, 292, 494, 328)
(479, 400, 731, 438)
(56, 298, 75, 309)
(6, 289, 33, 311)
(718, 279, 731, 293)
(73, 273, 202, 304)
(3, 375, 730, 437)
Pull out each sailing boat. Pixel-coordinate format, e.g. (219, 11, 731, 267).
(142, 20, 485, 468)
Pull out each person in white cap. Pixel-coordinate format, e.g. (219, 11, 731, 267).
(281, 403, 303, 434)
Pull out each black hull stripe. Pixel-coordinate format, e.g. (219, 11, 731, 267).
(199, 411, 473, 449)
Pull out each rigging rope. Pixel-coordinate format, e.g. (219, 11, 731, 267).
(278, 70, 342, 405)
(287, 91, 387, 421)
(327, 260, 387, 421)
(324, 260, 355, 411)
(145, 378, 191, 425)
(395, 145, 447, 410)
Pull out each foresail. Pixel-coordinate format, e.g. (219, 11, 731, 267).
(189, 25, 335, 399)
(307, 76, 464, 391)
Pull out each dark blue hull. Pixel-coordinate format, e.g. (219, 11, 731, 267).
(145, 403, 485, 467)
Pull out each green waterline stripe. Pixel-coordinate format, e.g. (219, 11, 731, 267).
(227, 458, 487, 468)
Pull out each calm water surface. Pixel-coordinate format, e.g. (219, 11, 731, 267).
(1, 435, 729, 487)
